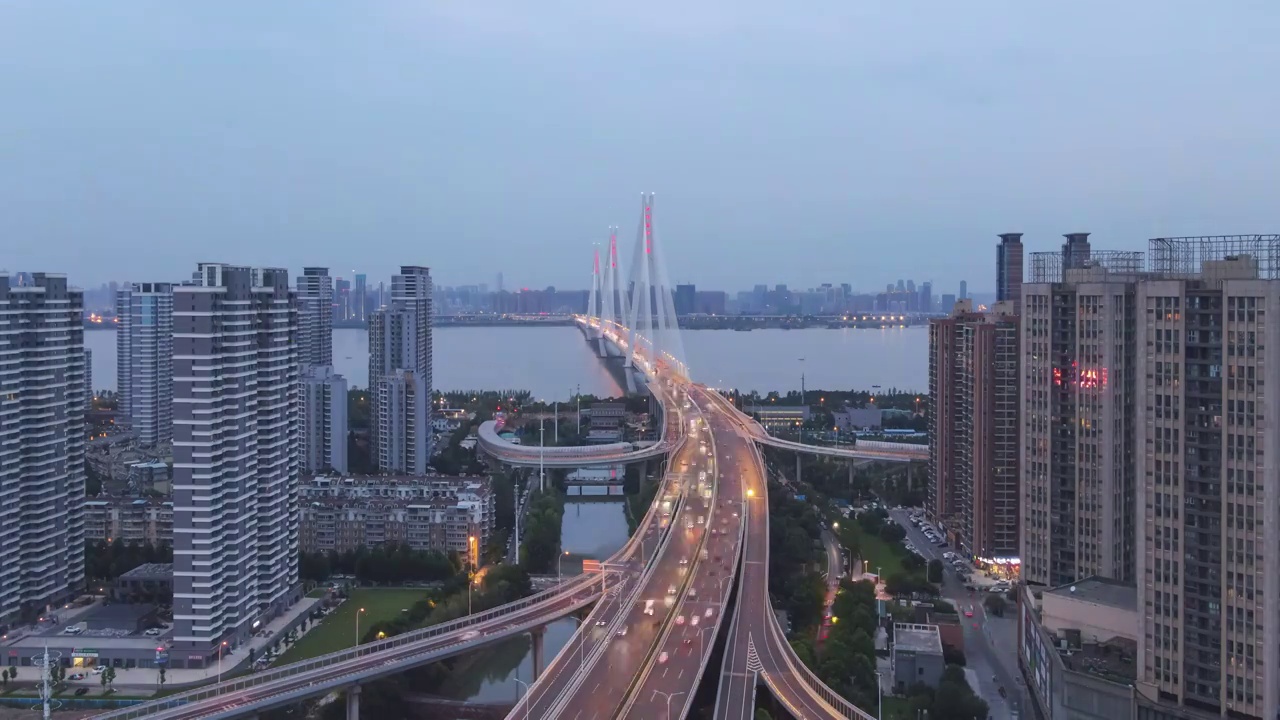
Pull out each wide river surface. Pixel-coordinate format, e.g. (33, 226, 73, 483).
(86, 325, 928, 398)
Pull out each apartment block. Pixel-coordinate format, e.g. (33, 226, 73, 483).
(115, 282, 175, 446)
(1131, 238, 1280, 720)
(927, 300, 1021, 565)
(997, 232, 1025, 305)
(0, 272, 87, 627)
(299, 475, 492, 567)
(369, 266, 433, 474)
(1021, 244, 1141, 588)
(171, 263, 301, 661)
(84, 498, 175, 545)
(296, 268, 348, 474)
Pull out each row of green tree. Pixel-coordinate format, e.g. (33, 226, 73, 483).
(767, 480, 830, 632)
(520, 487, 565, 572)
(298, 544, 460, 585)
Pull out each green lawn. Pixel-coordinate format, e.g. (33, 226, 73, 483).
(851, 526, 906, 579)
(882, 695, 913, 720)
(275, 588, 432, 665)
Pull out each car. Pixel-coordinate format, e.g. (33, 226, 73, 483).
(596, 620, 607, 626)
(74, 688, 89, 696)
(675, 615, 685, 625)
(964, 608, 974, 618)
(691, 615, 700, 627)
(144, 628, 161, 636)
(92, 666, 106, 675)
(64, 626, 82, 635)
(668, 585, 677, 595)
(460, 630, 480, 641)
(689, 588, 697, 598)
(658, 651, 669, 664)
(679, 557, 688, 566)
(69, 673, 85, 680)
(704, 608, 714, 618)
(616, 626, 628, 637)
(683, 637, 693, 646)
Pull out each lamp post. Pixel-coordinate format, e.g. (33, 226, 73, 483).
(554, 401, 559, 443)
(558, 550, 570, 583)
(539, 416, 545, 492)
(876, 670, 883, 720)
(654, 690, 685, 720)
(216, 640, 228, 683)
(513, 677, 532, 719)
(355, 607, 366, 646)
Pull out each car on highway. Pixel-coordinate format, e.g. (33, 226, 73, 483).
(596, 619, 607, 626)
(668, 585, 677, 595)
(644, 599, 655, 615)
(691, 615, 699, 627)
(675, 615, 685, 625)
(964, 607, 974, 617)
(704, 608, 714, 619)
(461, 630, 480, 640)
(658, 651, 669, 663)
(679, 557, 688, 565)
(616, 626, 628, 637)
(688, 587, 697, 598)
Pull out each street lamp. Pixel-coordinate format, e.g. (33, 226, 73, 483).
(216, 640, 228, 683)
(654, 690, 686, 720)
(513, 677, 532, 719)
(355, 607, 366, 646)
(876, 670, 883, 720)
(558, 550, 570, 584)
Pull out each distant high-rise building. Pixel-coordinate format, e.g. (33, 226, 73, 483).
(940, 293, 956, 311)
(958, 280, 968, 300)
(116, 282, 175, 446)
(496, 272, 504, 294)
(296, 268, 347, 474)
(896, 279, 906, 292)
(996, 233, 1024, 304)
(0, 272, 87, 627)
(674, 284, 696, 316)
(369, 266, 433, 474)
(353, 273, 367, 322)
(172, 263, 301, 660)
(919, 281, 933, 314)
(928, 301, 1020, 564)
(906, 279, 916, 294)
(334, 278, 352, 322)
(1062, 232, 1092, 270)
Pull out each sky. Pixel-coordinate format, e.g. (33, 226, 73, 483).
(2, 1, 1278, 295)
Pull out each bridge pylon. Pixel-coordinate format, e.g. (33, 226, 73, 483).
(624, 193, 687, 388)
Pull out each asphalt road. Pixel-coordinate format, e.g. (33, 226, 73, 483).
(887, 508, 1024, 717)
(623, 399, 745, 719)
(528, 405, 717, 719)
(708, 389, 855, 720)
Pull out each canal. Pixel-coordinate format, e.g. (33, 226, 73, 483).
(444, 493, 630, 703)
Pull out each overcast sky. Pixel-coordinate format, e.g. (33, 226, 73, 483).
(2, 1, 1277, 294)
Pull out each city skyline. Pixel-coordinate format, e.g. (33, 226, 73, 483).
(4, 2, 1277, 290)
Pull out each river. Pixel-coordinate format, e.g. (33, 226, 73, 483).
(85, 325, 929, 398)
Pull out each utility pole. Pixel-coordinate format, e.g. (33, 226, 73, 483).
(539, 417, 546, 492)
(554, 401, 559, 444)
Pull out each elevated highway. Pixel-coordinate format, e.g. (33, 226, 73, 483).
(476, 419, 671, 468)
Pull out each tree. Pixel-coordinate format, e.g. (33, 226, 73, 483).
(104, 666, 117, 691)
(158, 666, 166, 688)
(100, 669, 108, 692)
(927, 559, 945, 582)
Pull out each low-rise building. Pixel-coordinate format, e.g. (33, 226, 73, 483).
(300, 475, 493, 567)
(744, 405, 810, 433)
(587, 402, 626, 444)
(84, 498, 175, 545)
(892, 622, 945, 690)
(112, 563, 174, 603)
(1019, 577, 1137, 720)
(833, 403, 882, 431)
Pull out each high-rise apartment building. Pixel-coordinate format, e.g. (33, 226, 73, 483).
(959, 280, 968, 300)
(0, 272, 87, 626)
(334, 278, 351, 323)
(116, 282, 175, 446)
(369, 266, 433, 475)
(85, 348, 93, 407)
(927, 301, 1021, 565)
(1020, 246, 1142, 588)
(296, 268, 347, 474)
(171, 263, 301, 660)
(1130, 236, 1280, 720)
(996, 233, 1024, 304)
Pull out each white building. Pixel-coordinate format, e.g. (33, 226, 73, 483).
(171, 263, 301, 664)
(115, 282, 175, 446)
(0, 272, 87, 626)
(369, 266, 433, 474)
(296, 267, 348, 474)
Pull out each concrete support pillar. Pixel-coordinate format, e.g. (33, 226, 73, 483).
(795, 454, 802, 486)
(346, 684, 361, 720)
(531, 627, 546, 681)
(848, 462, 854, 490)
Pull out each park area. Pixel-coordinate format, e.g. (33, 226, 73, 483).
(276, 588, 432, 664)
